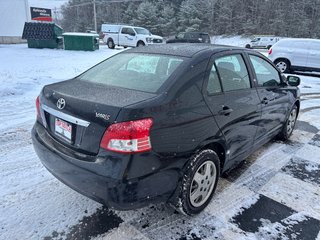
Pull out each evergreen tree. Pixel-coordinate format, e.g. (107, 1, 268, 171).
(178, 0, 205, 32)
(159, 5, 177, 36)
(133, 1, 159, 34)
(60, 0, 320, 38)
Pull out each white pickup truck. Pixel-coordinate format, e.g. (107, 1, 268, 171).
(101, 24, 163, 49)
(245, 36, 281, 50)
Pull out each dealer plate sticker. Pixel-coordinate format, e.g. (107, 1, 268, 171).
(55, 118, 72, 141)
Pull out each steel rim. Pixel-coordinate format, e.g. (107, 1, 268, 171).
(287, 108, 297, 135)
(276, 61, 287, 73)
(189, 160, 217, 208)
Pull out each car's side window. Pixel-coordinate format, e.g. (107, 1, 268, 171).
(215, 54, 251, 92)
(207, 64, 222, 94)
(127, 28, 135, 36)
(249, 55, 281, 87)
(121, 28, 128, 34)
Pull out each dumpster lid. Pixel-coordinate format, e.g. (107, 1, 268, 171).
(63, 32, 99, 37)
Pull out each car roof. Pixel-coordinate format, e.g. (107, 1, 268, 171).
(125, 44, 243, 58)
(274, 38, 320, 47)
(185, 32, 209, 35)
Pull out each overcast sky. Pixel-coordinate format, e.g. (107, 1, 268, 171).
(28, 0, 67, 10)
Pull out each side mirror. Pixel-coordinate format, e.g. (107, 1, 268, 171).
(287, 75, 301, 87)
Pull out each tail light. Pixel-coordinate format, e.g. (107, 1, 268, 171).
(100, 118, 153, 154)
(268, 48, 273, 55)
(36, 96, 46, 127)
(36, 96, 41, 118)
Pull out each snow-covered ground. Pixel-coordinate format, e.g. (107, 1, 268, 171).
(0, 43, 320, 240)
(211, 35, 251, 47)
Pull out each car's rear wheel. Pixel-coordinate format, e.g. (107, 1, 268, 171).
(245, 44, 251, 49)
(107, 39, 115, 49)
(278, 105, 298, 141)
(274, 59, 290, 73)
(171, 149, 220, 216)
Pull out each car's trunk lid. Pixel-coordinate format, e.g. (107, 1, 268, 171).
(40, 79, 156, 155)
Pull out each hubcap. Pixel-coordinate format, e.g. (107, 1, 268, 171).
(287, 108, 297, 135)
(276, 61, 287, 73)
(189, 161, 217, 208)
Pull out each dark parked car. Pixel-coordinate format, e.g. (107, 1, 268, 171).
(166, 32, 211, 44)
(32, 44, 301, 215)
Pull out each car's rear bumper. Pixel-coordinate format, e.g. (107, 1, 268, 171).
(32, 122, 179, 210)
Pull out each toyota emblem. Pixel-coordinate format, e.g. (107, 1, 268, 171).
(57, 98, 66, 110)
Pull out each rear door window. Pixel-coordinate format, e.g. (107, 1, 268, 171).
(249, 55, 281, 87)
(215, 54, 251, 92)
(207, 64, 222, 94)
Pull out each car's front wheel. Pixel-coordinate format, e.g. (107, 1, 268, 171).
(171, 149, 220, 215)
(278, 105, 298, 140)
(137, 41, 145, 47)
(274, 59, 290, 73)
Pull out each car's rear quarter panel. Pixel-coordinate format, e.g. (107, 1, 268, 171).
(116, 54, 224, 178)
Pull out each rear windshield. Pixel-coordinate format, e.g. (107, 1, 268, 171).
(78, 53, 184, 93)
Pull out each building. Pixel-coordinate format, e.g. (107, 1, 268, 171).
(0, 0, 30, 44)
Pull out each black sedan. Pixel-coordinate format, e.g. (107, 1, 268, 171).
(32, 44, 301, 215)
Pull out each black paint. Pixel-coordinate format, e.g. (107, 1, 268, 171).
(44, 207, 123, 240)
(282, 157, 320, 186)
(233, 194, 295, 233)
(295, 120, 319, 134)
(233, 194, 320, 239)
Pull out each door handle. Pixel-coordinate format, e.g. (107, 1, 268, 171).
(261, 97, 268, 105)
(219, 106, 233, 116)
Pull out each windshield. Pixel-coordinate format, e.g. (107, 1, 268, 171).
(251, 38, 261, 42)
(134, 28, 150, 35)
(78, 53, 184, 93)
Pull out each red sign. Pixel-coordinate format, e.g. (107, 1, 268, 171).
(30, 7, 52, 22)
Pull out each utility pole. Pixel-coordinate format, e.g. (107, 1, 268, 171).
(93, 0, 97, 32)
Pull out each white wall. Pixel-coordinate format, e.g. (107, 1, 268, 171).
(0, 0, 29, 37)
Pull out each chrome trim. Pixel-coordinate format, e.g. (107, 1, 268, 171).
(41, 104, 90, 127)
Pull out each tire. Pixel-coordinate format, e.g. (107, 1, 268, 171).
(170, 149, 220, 216)
(107, 39, 115, 49)
(245, 44, 251, 49)
(274, 59, 290, 73)
(137, 41, 145, 47)
(278, 105, 298, 141)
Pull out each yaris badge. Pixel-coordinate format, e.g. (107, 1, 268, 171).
(57, 98, 66, 110)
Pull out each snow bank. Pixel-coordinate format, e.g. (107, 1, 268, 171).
(211, 35, 251, 47)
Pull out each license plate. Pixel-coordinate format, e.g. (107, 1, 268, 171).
(55, 118, 72, 142)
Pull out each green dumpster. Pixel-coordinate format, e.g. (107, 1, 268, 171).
(22, 22, 63, 49)
(63, 33, 99, 51)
